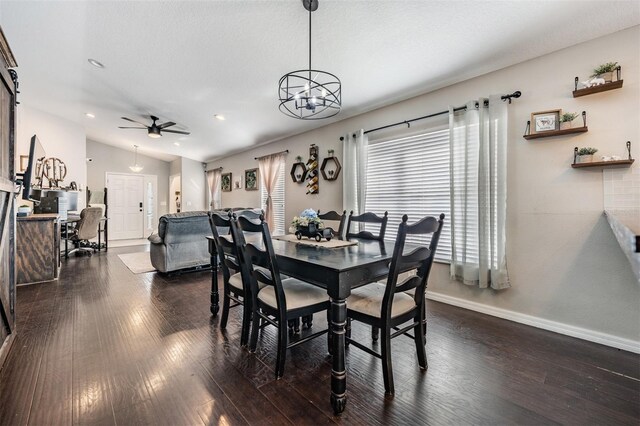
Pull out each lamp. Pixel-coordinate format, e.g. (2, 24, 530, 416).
(129, 145, 143, 173)
(278, 0, 341, 120)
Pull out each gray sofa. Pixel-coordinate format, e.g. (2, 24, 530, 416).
(148, 211, 212, 273)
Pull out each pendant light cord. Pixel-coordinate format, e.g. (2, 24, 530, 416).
(308, 4, 312, 81)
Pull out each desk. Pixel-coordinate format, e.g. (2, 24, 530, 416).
(208, 237, 393, 414)
(61, 215, 108, 258)
(16, 214, 60, 284)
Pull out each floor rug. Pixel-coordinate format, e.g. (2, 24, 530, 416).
(117, 251, 156, 274)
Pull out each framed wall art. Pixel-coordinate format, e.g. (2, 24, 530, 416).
(221, 172, 232, 192)
(245, 168, 259, 191)
(531, 109, 561, 133)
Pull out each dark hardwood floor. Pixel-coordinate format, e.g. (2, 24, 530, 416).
(0, 245, 638, 425)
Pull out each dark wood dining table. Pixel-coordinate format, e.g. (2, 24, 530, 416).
(207, 236, 394, 414)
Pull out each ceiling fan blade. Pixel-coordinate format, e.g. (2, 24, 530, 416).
(159, 121, 176, 129)
(162, 129, 191, 135)
(118, 126, 147, 129)
(121, 117, 148, 126)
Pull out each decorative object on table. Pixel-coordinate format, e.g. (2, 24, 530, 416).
(244, 168, 259, 191)
(320, 149, 341, 181)
(221, 172, 232, 192)
(19, 155, 28, 172)
(277, 0, 341, 120)
(560, 112, 578, 129)
(234, 179, 242, 190)
(290, 156, 308, 183)
(531, 109, 561, 133)
(129, 145, 144, 173)
(590, 61, 619, 83)
(306, 144, 319, 194)
(291, 208, 333, 242)
(574, 147, 598, 164)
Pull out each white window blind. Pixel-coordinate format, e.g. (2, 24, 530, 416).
(260, 159, 286, 235)
(365, 129, 452, 262)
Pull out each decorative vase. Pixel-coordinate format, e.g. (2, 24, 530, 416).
(599, 71, 614, 83)
(560, 121, 573, 130)
(578, 154, 593, 163)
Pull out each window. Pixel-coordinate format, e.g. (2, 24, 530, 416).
(365, 128, 452, 262)
(260, 158, 286, 235)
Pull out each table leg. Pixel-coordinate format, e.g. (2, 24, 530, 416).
(209, 241, 219, 316)
(64, 224, 69, 259)
(330, 297, 347, 414)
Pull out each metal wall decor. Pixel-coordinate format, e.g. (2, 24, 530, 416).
(306, 144, 319, 194)
(320, 149, 341, 181)
(278, 0, 341, 120)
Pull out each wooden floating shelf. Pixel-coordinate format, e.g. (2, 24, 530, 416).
(573, 80, 623, 98)
(524, 126, 588, 140)
(571, 159, 634, 169)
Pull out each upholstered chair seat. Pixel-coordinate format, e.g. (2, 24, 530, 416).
(257, 278, 328, 311)
(348, 283, 416, 318)
(229, 272, 267, 291)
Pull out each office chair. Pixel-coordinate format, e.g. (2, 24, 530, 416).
(67, 207, 103, 256)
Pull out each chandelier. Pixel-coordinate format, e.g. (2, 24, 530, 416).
(129, 145, 143, 173)
(278, 0, 341, 120)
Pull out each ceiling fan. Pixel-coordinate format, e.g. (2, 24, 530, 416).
(119, 115, 190, 138)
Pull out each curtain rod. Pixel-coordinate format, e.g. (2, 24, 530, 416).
(205, 167, 223, 173)
(254, 149, 289, 160)
(359, 91, 521, 136)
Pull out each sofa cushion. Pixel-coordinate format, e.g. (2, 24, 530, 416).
(158, 211, 210, 241)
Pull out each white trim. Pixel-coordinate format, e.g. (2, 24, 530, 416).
(425, 291, 640, 354)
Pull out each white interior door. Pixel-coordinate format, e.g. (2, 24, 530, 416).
(107, 173, 145, 240)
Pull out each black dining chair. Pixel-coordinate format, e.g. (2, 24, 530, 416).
(345, 213, 445, 395)
(234, 214, 330, 379)
(345, 211, 389, 241)
(317, 210, 346, 240)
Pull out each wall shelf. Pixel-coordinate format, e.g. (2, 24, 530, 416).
(524, 126, 588, 140)
(573, 80, 623, 98)
(571, 159, 634, 169)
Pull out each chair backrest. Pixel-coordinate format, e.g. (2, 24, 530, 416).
(208, 212, 240, 286)
(234, 214, 287, 315)
(77, 207, 103, 240)
(234, 208, 263, 221)
(381, 213, 445, 320)
(345, 211, 389, 241)
(317, 210, 346, 240)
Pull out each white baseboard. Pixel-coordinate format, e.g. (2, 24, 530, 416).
(425, 291, 640, 354)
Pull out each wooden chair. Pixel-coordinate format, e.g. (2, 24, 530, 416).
(345, 213, 445, 395)
(345, 211, 389, 241)
(234, 214, 330, 379)
(317, 210, 346, 240)
(209, 211, 253, 347)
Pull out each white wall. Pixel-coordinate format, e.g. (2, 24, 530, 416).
(208, 27, 640, 349)
(180, 157, 206, 211)
(86, 139, 171, 217)
(16, 105, 87, 207)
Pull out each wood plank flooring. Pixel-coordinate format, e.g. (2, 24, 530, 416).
(0, 245, 638, 425)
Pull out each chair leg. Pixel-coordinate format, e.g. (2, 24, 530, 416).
(240, 297, 251, 347)
(414, 317, 428, 370)
(276, 317, 288, 379)
(380, 327, 394, 395)
(302, 314, 313, 328)
(288, 318, 300, 334)
(249, 307, 261, 353)
(371, 326, 379, 342)
(220, 286, 231, 329)
(345, 317, 351, 348)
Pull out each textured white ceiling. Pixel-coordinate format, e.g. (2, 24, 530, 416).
(0, 1, 638, 162)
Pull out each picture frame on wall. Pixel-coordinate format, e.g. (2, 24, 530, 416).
(221, 172, 232, 192)
(245, 168, 259, 191)
(531, 109, 561, 133)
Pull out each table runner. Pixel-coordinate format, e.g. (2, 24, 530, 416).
(273, 234, 358, 248)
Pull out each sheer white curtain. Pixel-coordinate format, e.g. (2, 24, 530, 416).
(449, 96, 510, 289)
(206, 169, 222, 210)
(342, 129, 368, 220)
(258, 153, 286, 230)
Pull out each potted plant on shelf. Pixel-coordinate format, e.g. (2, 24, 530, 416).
(560, 112, 578, 129)
(577, 147, 598, 163)
(591, 61, 618, 83)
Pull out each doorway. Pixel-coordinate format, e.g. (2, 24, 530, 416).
(107, 172, 157, 240)
(169, 174, 181, 214)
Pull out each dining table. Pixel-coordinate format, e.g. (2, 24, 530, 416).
(207, 236, 395, 415)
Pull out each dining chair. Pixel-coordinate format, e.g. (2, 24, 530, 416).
(317, 209, 346, 240)
(209, 211, 253, 347)
(345, 210, 389, 241)
(345, 213, 445, 395)
(235, 214, 330, 379)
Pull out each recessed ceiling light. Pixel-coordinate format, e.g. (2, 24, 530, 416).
(214, 114, 225, 121)
(88, 58, 104, 68)
(85, 112, 95, 118)
(174, 142, 180, 146)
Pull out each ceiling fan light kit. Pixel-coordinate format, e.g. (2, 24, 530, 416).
(119, 115, 190, 138)
(278, 0, 341, 120)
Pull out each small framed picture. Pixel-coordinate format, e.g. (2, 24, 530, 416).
(221, 172, 232, 192)
(245, 168, 259, 191)
(531, 109, 561, 133)
(19, 155, 28, 172)
(234, 179, 242, 190)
